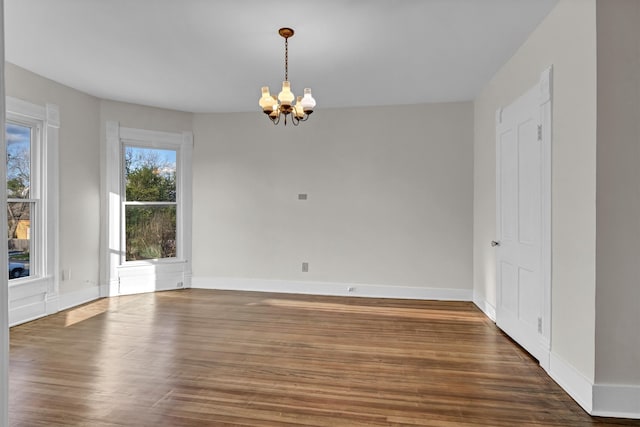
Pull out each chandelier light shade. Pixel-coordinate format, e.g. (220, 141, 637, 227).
(259, 27, 316, 126)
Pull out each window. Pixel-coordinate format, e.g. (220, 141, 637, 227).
(6, 121, 37, 280)
(4, 97, 59, 322)
(105, 122, 192, 296)
(123, 146, 177, 261)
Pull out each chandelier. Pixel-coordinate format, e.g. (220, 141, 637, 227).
(258, 27, 316, 126)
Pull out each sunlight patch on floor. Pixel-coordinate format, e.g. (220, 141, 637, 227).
(64, 299, 110, 327)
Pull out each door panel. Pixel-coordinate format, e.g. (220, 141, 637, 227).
(500, 261, 518, 314)
(518, 267, 538, 329)
(496, 85, 546, 362)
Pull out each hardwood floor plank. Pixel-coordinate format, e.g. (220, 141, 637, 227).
(8, 289, 640, 426)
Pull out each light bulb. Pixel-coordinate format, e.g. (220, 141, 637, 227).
(258, 86, 276, 112)
(269, 103, 279, 119)
(278, 81, 295, 108)
(300, 88, 316, 113)
(294, 96, 305, 119)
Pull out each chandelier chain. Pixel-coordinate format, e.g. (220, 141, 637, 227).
(284, 37, 289, 81)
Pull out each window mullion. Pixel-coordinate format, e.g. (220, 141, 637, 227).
(7, 198, 39, 203)
(123, 201, 177, 206)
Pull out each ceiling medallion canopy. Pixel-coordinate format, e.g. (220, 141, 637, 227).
(258, 27, 316, 126)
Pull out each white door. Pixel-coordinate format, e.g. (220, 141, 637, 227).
(495, 70, 551, 364)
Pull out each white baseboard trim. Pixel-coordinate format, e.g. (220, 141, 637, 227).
(593, 383, 640, 419)
(108, 279, 119, 297)
(191, 277, 473, 301)
(99, 283, 110, 298)
(9, 300, 47, 327)
(46, 295, 60, 315)
(472, 293, 496, 321)
(58, 286, 102, 311)
(548, 352, 593, 414)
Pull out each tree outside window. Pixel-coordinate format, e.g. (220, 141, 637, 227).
(6, 123, 33, 280)
(124, 146, 177, 261)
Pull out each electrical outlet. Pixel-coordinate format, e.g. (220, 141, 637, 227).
(347, 287, 355, 293)
(302, 262, 309, 272)
(298, 193, 308, 200)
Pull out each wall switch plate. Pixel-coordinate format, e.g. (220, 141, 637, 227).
(302, 262, 309, 272)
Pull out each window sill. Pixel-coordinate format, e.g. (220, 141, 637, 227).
(8, 275, 45, 288)
(118, 258, 188, 269)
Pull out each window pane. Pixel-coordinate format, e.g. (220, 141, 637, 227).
(8, 201, 32, 280)
(6, 123, 31, 199)
(125, 205, 176, 261)
(125, 147, 176, 202)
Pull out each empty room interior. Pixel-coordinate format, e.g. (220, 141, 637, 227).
(1, 0, 640, 425)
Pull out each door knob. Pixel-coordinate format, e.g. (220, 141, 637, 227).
(491, 240, 500, 247)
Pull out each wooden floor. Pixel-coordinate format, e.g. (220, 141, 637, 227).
(8, 290, 640, 426)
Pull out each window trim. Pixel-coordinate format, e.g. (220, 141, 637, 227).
(104, 122, 192, 296)
(5, 96, 60, 318)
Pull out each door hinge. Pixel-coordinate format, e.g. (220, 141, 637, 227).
(537, 317, 542, 333)
(537, 125, 542, 141)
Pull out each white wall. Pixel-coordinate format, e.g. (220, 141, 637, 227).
(5, 63, 101, 305)
(595, 0, 640, 392)
(192, 103, 473, 297)
(99, 99, 193, 135)
(473, 0, 597, 384)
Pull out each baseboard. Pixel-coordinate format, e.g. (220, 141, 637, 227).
(593, 383, 640, 419)
(99, 284, 110, 298)
(46, 295, 60, 315)
(9, 300, 46, 327)
(58, 286, 102, 311)
(8, 281, 48, 326)
(472, 293, 496, 321)
(191, 277, 473, 301)
(548, 352, 594, 414)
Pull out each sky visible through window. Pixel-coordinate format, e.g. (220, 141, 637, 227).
(126, 146, 176, 175)
(6, 123, 31, 188)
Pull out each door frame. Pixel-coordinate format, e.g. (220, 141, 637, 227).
(495, 66, 552, 370)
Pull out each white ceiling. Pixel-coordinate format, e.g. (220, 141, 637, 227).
(5, 0, 558, 113)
